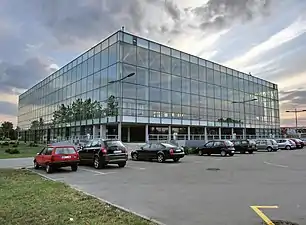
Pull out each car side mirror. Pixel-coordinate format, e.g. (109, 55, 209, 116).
(36, 153, 40, 155)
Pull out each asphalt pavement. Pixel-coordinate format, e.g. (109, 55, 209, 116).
(4, 149, 306, 225)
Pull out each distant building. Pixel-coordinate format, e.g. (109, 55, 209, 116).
(18, 30, 280, 142)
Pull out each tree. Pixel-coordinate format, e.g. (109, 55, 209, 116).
(1, 121, 14, 139)
(106, 95, 118, 116)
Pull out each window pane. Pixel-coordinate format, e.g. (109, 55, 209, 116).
(149, 51, 161, 70)
(181, 60, 190, 78)
(101, 48, 109, 69)
(182, 93, 190, 105)
(93, 72, 100, 89)
(122, 43, 136, 65)
(161, 54, 171, 73)
(207, 68, 214, 83)
(123, 64, 136, 83)
(137, 47, 149, 68)
(182, 77, 190, 93)
(161, 89, 171, 103)
(137, 85, 149, 100)
(171, 57, 181, 75)
(123, 83, 137, 96)
(172, 91, 181, 105)
(149, 70, 160, 88)
(88, 57, 94, 75)
(161, 73, 171, 90)
(93, 53, 101, 73)
(87, 75, 93, 90)
(171, 75, 181, 91)
(191, 63, 198, 80)
(137, 67, 148, 86)
(109, 44, 117, 65)
(149, 87, 161, 102)
(191, 80, 199, 94)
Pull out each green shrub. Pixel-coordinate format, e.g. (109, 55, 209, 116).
(9, 141, 15, 145)
(12, 144, 18, 148)
(2, 142, 9, 146)
(28, 143, 38, 147)
(185, 147, 198, 155)
(5, 148, 20, 154)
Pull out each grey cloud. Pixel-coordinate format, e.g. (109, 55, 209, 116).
(164, 0, 181, 21)
(191, 0, 271, 32)
(0, 101, 18, 116)
(0, 58, 55, 95)
(279, 90, 306, 106)
(27, 0, 147, 45)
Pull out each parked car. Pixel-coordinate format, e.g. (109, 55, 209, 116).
(131, 143, 185, 163)
(196, 140, 235, 157)
(255, 139, 278, 152)
(300, 138, 306, 146)
(231, 139, 257, 154)
(78, 139, 128, 169)
(290, 138, 304, 149)
(275, 139, 296, 150)
(34, 145, 79, 173)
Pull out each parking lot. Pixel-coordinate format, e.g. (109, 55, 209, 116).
(30, 149, 306, 225)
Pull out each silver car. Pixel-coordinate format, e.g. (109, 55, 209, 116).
(255, 139, 279, 152)
(275, 139, 295, 150)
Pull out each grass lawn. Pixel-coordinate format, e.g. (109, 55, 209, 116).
(0, 143, 42, 159)
(0, 169, 155, 225)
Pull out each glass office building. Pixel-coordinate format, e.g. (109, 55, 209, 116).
(18, 30, 280, 142)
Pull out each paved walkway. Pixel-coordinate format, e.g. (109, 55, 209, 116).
(0, 157, 33, 168)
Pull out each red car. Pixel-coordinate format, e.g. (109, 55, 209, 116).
(34, 145, 80, 173)
(290, 138, 304, 149)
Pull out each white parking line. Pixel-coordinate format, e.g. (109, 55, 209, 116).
(264, 161, 289, 168)
(80, 168, 117, 175)
(126, 166, 146, 170)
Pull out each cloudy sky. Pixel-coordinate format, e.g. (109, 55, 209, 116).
(0, 0, 306, 127)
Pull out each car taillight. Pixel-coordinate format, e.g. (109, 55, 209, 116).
(101, 148, 107, 154)
(170, 149, 174, 155)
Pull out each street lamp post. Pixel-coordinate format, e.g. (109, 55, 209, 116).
(232, 98, 257, 139)
(285, 109, 306, 130)
(108, 72, 135, 141)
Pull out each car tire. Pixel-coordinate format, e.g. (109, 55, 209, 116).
(34, 160, 39, 169)
(132, 153, 138, 161)
(71, 164, 78, 171)
(248, 151, 253, 154)
(93, 156, 102, 169)
(220, 150, 227, 157)
(285, 145, 291, 150)
(267, 147, 272, 152)
(46, 164, 53, 174)
(173, 158, 180, 162)
(157, 153, 165, 163)
(198, 150, 203, 156)
(118, 162, 126, 168)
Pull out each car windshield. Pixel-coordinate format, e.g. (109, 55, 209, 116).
(105, 140, 125, 147)
(224, 141, 234, 146)
(161, 143, 177, 148)
(54, 147, 76, 154)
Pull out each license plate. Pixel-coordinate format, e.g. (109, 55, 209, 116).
(176, 150, 181, 152)
(62, 156, 71, 159)
(114, 150, 121, 154)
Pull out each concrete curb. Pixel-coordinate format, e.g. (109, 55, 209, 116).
(27, 168, 166, 225)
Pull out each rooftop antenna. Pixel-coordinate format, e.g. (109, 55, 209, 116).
(121, 26, 125, 32)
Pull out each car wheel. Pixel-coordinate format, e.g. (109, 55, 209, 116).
(173, 158, 180, 162)
(132, 153, 138, 161)
(94, 156, 102, 169)
(248, 151, 253, 154)
(46, 164, 53, 174)
(198, 150, 203, 156)
(157, 153, 165, 163)
(285, 145, 291, 150)
(267, 147, 272, 152)
(34, 160, 39, 169)
(118, 162, 126, 168)
(71, 164, 78, 171)
(220, 150, 227, 157)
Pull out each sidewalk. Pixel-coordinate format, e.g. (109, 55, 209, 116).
(0, 157, 33, 168)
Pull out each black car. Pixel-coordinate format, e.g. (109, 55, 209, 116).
(231, 139, 257, 154)
(78, 139, 128, 169)
(131, 143, 185, 163)
(197, 140, 235, 157)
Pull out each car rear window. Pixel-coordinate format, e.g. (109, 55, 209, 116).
(224, 140, 234, 146)
(105, 140, 125, 147)
(54, 147, 76, 154)
(161, 143, 177, 148)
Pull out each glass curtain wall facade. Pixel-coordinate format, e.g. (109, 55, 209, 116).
(18, 30, 280, 141)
